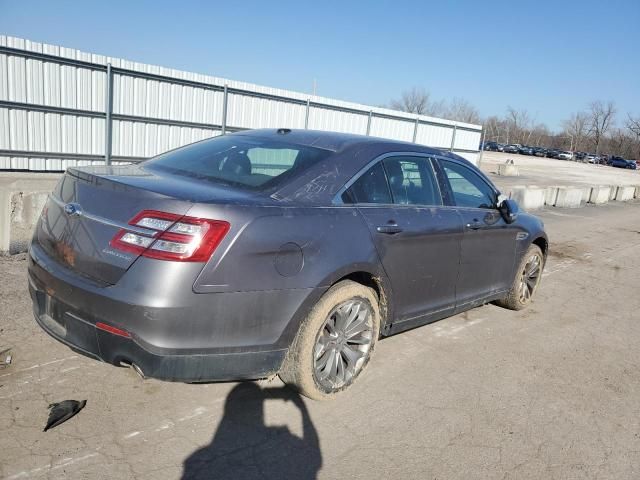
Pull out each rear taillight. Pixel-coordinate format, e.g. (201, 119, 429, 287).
(110, 210, 230, 262)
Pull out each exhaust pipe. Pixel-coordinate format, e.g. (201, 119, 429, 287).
(118, 360, 145, 379)
(131, 363, 145, 379)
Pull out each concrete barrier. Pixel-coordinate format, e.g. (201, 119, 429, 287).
(615, 186, 636, 202)
(510, 186, 546, 210)
(544, 186, 560, 206)
(555, 187, 583, 208)
(589, 186, 611, 205)
(1, 171, 639, 255)
(581, 187, 593, 204)
(498, 163, 519, 176)
(0, 173, 60, 254)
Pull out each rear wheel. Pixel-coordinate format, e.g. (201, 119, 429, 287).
(496, 245, 544, 311)
(279, 280, 380, 400)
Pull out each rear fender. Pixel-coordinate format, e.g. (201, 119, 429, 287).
(274, 262, 395, 348)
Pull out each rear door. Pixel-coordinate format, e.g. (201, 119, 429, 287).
(341, 154, 463, 323)
(435, 158, 517, 308)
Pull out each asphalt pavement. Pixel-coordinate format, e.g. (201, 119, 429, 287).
(1, 201, 640, 479)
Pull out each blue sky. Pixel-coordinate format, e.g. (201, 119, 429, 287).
(1, 0, 638, 130)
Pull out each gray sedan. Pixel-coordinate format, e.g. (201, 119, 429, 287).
(28, 129, 548, 399)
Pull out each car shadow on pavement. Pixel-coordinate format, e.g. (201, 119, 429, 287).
(181, 383, 322, 480)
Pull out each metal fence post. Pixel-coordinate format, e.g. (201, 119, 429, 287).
(478, 127, 486, 168)
(450, 125, 457, 152)
(366, 111, 372, 136)
(412, 117, 419, 143)
(305, 99, 310, 129)
(104, 63, 113, 165)
(221, 84, 228, 135)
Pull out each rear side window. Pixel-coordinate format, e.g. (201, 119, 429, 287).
(144, 135, 331, 190)
(342, 162, 392, 204)
(440, 160, 496, 209)
(342, 155, 441, 206)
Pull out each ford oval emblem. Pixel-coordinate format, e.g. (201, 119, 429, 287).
(63, 203, 82, 217)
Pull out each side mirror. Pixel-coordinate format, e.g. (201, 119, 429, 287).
(498, 198, 519, 224)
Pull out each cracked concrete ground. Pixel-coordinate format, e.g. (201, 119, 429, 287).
(1, 201, 639, 479)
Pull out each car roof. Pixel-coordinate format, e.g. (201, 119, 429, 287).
(231, 129, 484, 205)
(231, 128, 448, 156)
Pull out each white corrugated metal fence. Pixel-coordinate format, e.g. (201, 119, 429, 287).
(0, 35, 482, 171)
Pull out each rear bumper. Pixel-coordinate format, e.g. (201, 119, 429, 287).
(27, 243, 321, 382)
(30, 294, 285, 381)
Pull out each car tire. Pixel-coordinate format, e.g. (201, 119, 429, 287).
(495, 245, 544, 311)
(279, 280, 380, 400)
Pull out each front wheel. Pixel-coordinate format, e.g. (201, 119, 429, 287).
(496, 245, 544, 311)
(279, 280, 380, 400)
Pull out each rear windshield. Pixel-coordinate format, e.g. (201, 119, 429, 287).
(143, 135, 332, 190)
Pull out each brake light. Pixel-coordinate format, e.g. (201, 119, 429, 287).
(110, 210, 230, 262)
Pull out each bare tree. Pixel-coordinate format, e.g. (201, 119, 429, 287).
(587, 101, 616, 154)
(389, 87, 430, 115)
(531, 123, 550, 146)
(484, 115, 506, 143)
(625, 114, 640, 158)
(389, 87, 447, 116)
(606, 128, 636, 158)
(427, 99, 447, 118)
(562, 112, 588, 152)
(445, 97, 481, 124)
(627, 114, 640, 137)
(505, 107, 533, 144)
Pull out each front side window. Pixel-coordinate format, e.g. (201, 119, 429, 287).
(440, 160, 496, 209)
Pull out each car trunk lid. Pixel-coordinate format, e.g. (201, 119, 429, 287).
(36, 164, 250, 285)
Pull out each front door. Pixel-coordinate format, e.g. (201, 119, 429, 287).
(437, 159, 517, 308)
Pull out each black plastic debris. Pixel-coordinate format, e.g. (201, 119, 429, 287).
(44, 400, 87, 432)
(0, 348, 11, 369)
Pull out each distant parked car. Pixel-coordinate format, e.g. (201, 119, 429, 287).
(504, 145, 519, 154)
(518, 146, 534, 155)
(609, 156, 637, 169)
(557, 151, 573, 160)
(574, 152, 587, 161)
(532, 148, 546, 157)
(546, 149, 560, 159)
(586, 154, 599, 164)
(484, 141, 503, 152)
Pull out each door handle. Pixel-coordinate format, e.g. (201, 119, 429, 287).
(466, 220, 484, 230)
(376, 224, 403, 234)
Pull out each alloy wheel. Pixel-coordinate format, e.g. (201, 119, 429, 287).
(313, 299, 374, 391)
(519, 253, 542, 303)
